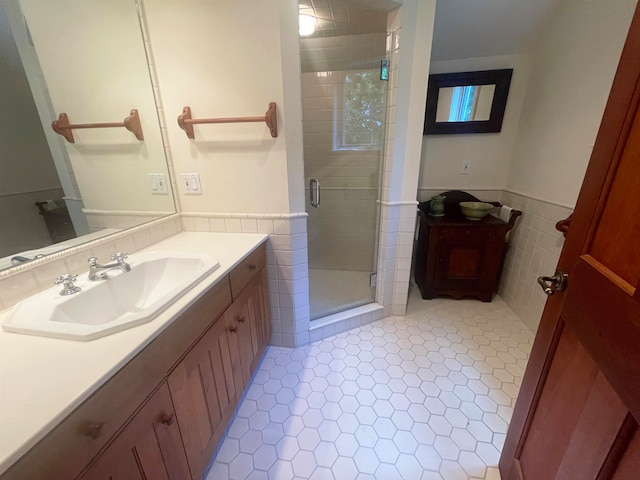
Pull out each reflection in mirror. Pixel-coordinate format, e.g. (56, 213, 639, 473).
(423, 69, 513, 135)
(436, 84, 496, 122)
(0, 0, 175, 272)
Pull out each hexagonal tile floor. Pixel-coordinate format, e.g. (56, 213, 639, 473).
(207, 290, 533, 480)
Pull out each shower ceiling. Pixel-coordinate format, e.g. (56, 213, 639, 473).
(299, 0, 400, 38)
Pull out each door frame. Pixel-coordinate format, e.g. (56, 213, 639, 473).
(499, 3, 640, 477)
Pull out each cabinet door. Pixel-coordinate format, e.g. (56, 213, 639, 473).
(230, 269, 271, 387)
(79, 383, 190, 480)
(253, 268, 271, 360)
(435, 227, 505, 301)
(168, 314, 239, 479)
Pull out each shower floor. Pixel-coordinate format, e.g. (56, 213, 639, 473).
(309, 268, 374, 320)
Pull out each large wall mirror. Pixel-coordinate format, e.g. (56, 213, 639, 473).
(0, 0, 175, 273)
(423, 69, 513, 135)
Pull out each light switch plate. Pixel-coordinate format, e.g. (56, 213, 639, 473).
(148, 173, 168, 194)
(181, 173, 202, 195)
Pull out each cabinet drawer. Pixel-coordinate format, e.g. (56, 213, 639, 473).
(439, 226, 489, 241)
(230, 245, 266, 299)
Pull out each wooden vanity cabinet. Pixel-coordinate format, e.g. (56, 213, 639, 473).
(0, 244, 270, 480)
(414, 211, 513, 302)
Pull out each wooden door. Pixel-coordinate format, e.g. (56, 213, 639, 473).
(168, 312, 240, 479)
(500, 5, 640, 479)
(79, 383, 190, 480)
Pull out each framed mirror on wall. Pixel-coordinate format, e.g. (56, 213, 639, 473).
(0, 0, 176, 273)
(423, 68, 513, 135)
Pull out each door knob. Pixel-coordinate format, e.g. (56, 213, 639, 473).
(537, 271, 568, 296)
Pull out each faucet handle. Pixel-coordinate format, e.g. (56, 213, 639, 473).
(111, 252, 128, 263)
(55, 273, 78, 284)
(55, 274, 81, 296)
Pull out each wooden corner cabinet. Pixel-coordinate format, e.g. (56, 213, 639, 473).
(1, 243, 270, 480)
(414, 210, 517, 302)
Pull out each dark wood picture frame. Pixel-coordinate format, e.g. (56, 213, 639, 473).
(423, 69, 513, 135)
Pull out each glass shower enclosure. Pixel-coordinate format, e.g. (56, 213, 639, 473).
(299, 16, 391, 320)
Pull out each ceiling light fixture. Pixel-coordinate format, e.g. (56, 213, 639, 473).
(299, 14, 316, 36)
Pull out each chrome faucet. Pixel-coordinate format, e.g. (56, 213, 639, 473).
(10, 254, 45, 265)
(88, 252, 131, 280)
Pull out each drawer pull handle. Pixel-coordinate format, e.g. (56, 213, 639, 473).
(236, 316, 246, 323)
(83, 422, 105, 440)
(248, 263, 257, 271)
(160, 413, 175, 426)
(229, 326, 238, 333)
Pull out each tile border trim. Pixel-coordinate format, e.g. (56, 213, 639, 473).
(0, 213, 181, 280)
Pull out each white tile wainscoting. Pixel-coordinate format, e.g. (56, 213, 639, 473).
(498, 191, 572, 331)
(181, 212, 312, 348)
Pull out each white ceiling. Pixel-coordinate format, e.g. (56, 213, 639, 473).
(430, 0, 561, 62)
(299, 0, 398, 37)
(298, 0, 561, 62)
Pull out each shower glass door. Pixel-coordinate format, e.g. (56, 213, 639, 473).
(300, 28, 391, 320)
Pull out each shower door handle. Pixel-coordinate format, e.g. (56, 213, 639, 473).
(310, 178, 320, 208)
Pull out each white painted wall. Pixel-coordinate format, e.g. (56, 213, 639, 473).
(419, 54, 531, 192)
(143, 0, 294, 215)
(21, 0, 174, 214)
(505, 0, 637, 207)
(0, 3, 59, 196)
(387, 0, 437, 203)
(278, 0, 305, 214)
(0, 3, 63, 256)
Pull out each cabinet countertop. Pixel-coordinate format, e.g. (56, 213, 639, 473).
(0, 232, 268, 474)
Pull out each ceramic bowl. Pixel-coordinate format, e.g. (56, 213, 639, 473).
(459, 201, 494, 220)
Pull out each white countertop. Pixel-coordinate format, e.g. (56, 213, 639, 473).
(0, 232, 268, 474)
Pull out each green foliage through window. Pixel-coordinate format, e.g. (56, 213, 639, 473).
(335, 70, 386, 150)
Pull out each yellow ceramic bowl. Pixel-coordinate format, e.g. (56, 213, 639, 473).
(459, 201, 494, 220)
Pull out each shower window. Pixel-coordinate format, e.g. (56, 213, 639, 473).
(334, 70, 386, 151)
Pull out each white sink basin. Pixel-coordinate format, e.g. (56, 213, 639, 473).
(1, 251, 219, 341)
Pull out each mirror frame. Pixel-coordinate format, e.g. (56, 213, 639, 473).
(423, 68, 513, 135)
